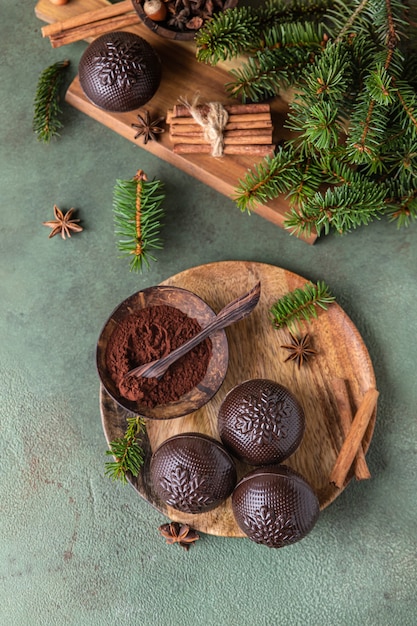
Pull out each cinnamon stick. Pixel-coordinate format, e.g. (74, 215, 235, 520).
(168, 112, 273, 125)
(42, 1, 139, 48)
(171, 134, 273, 146)
(170, 103, 271, 119)
(173, 144, 276, 156)
(170, 127, 273, 144)
(170, 120, 272, 133)
(330, 387, 379, 489)
(47, 14, 140, 48)
(170, 128, 273, 139)
(331, 378, 371, 481)
(42, 0, 133, 36)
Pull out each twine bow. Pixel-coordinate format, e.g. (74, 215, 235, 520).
(180, 96, 229, 157)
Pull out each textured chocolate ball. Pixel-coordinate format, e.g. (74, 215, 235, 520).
(232, 465, 320, 548)
(78, 31, 162, 112)
(150, 433, 237, 514)
(218, 379, 305, 466)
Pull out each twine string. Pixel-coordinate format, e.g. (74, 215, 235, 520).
(180, 96, 229, 157)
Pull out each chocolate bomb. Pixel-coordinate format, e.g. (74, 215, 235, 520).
(150, 433, 237, 514)
(232, 465, 320, 548)
(218, 379, 305, 466)
(79, 31, 162, 112)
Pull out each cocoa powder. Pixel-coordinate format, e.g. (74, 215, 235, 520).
(105, 305, 212, 407)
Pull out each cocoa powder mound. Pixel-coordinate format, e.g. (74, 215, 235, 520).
(105, 305, 212, 407)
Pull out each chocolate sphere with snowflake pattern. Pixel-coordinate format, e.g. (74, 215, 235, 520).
(218, 379, 305, 466)
(232, 465, 319, 548)
(150, 433, 237, 514)
(79, 31, 161, 112)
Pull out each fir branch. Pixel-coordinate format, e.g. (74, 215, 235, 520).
(381, 134, 417, 182)
(226, 51, 289, 102)
(345, 94, 389, 163)
(320, 156, 370, 185)
(368, 0, 407, 53)
(196, 0, 332, 65)
(333, 0, 371, 43)
(105, 416, 145, 483)
(270, 281, 336, 330)
(33, 60, 70, 142)
(283, 155, 328, 205)
(384, 181, 417, 227)
(365, 65, 395, 105)
(234, 148, 300, 212)
(198, 0, 417, 234)
(113, 169, 165, 273)
(287, 42, 353, 151)
(196, 6, 261, 65)
(285, 180, 386, 236)
(386, 200, 417, 227)
(226, 22, 326, 101)
(301, 42, 352, 103)
(288, 100, 342, 150)
(264, 0, 333, 25)
(393, 80, 417, 135)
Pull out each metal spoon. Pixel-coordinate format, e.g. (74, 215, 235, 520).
(126, 281, 261, 380)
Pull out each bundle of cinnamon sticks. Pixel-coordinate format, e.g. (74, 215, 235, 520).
(42, 0, 139, 48)
(167, 103, 276, 156)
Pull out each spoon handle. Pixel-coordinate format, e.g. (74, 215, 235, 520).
(128, 281, 261, 380)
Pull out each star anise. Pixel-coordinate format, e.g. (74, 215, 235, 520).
(280, 332, 317, 369)
(168, 8, 190, 30)
(132, 110, 165, 144)
(43, 204, 83, 239)
(159, 522, 200, 550)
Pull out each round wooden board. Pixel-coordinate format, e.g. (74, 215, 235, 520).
(100, 261, 377, 537)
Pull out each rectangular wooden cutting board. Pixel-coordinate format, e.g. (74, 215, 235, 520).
(35, 0, 316, 243)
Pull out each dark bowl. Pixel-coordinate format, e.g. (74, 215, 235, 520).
(78, 31, 162, 112)
(232, 465, 320, 548)
(150, 433, 237, 513)
(96, 286, 229, 419)
(132, 0, 238, 41)
(218, 379, 305, 466)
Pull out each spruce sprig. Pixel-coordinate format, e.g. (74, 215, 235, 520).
(196, 0, 331, 66)
(113, 170, 165, 272)
(226, 21, 326, 101)
(105, 416, 145, 483)
(196, 6, 261, 65)
(384, 180, 417, 228)
(285, 182, 385, 237)
(234, 147, 300, 212)
(270, 281, 335, 330)
(197, 0, 417, 234)
(33, 60, 70, 142)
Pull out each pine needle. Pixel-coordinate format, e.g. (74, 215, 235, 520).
(105, 416, 145, 483)
(113, 170, 165, 272)
(196, 0, 417, 234)
(33, 60, 70, 142)
(269, 281, 335, 330)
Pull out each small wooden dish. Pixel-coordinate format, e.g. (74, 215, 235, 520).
(132, 0, 198, 40)
(100, 261, 377, 537)
(96, 285, 229, 419)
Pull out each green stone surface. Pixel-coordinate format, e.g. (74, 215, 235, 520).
(1, 3, 416, 625)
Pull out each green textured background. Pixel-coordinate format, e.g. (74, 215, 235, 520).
(1, 3, 416, 625)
